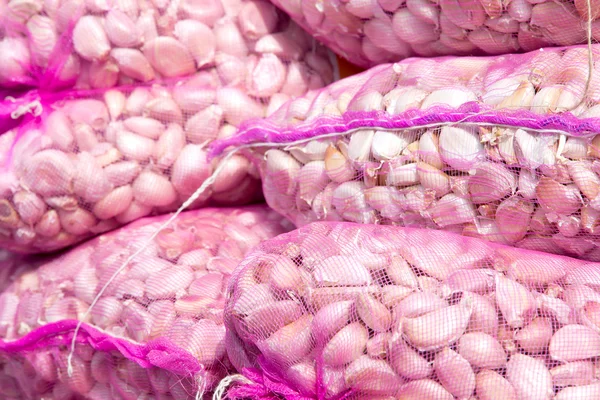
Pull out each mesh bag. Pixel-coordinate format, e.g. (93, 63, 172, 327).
(0, 205, 293, 399)
(0, 0, 335, 91)
(210, 44, 600, 261)
(223, 221, 600, 399)
(0, 40, 334, 254)
(268, 0, 599, 68)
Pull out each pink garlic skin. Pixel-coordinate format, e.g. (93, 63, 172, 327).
(2, 0, 332, 92)
(266, 0, 597, 68)
(0, 0, 335, 253)
(0, 206, 292, 397)
(240, 47, 600, 262)
(225, 221, 600, 399)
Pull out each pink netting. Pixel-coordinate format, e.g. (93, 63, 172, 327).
(0, 205, 293, 399)
(269, 0, 599, 68)
(224, 221, 600, 399)
(210, 44, 600, 261)
(0, 37, 334, 254)
(0, 0, 335, 91)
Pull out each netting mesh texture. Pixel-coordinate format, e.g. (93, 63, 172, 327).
(210, 44, 600, 261)
(0, 205, 293, 399)
(0, 0, 333, 91)
(0, 33, 334, 254)
(268, 0, 599, 68)
(224, 221, 600, 399)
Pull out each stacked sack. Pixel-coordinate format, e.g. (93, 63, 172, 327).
(266, 0, 600, 67)
(5, 0, 600, 399)
(223, 222, 600, 399)
(0, 206, 293, 399)
(0, 0, 336, 253)
(211, 44, 600, 261)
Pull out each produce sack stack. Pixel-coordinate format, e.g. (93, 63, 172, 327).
(223, 221, 600, 399)
(0, 0, 335, 91)
(0, 0, 336, 254)
(266, 0, 599, 68)
(0, 205, 293, 399)
(211, 44, 600, 261)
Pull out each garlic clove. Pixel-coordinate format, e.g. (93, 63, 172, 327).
(173, 20, 216, 68)
(418, 130, 444, 170)
(550, 324, 600, 362)
(325, 145, 355, 183)
(323, 322, 368, 367)
(356, 293, 391, 332)
(372, 131, 412, 161)
(427, 193, 477, 227)
(402, 294, 472, 351)
(555, 382, 600, 399)
(389, 338, 433, 380)
(458, 332, 507, 369)
(265, 149, 301, 196)
(347, 130, 375, 162)
(495, 274, 536, 328)
(551, 361, 595, 387)
(439, 125, 484, 171)
(395, 291, 447, 318)
(257, 314, 314, 368)
(313, 255, 372, 287)
(344, 355, 404, 395)
(104, 9, 141, 48)
(73, 16, 111, 62)
(433, 347, 475, 398)
(386, 162, 419, 187)
(468, 162, 516, 204)
(311, 300, 354, 342)
(398, 379, 454, 400)
(110, 48, 155, 82)
(476, 370, 517, 400)
(506, 353, 553, 400)
(185, 105, 223, 143)
(536, 177, 581, 215)
(142, 37, 195, 78)
(495, 197, 534, 243)
(386, 256, 419, 288)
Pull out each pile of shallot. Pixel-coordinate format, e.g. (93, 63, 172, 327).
(268, 0, 596, 67)
(0, 0, 332, 91)
(211, 44, 600, 261)
(0, 205, 292, 399)
(225, 222, 600, 399)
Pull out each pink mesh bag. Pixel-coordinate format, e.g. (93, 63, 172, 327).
(0, 205, 293, 399)
(222, 221, 600, 399)
(0, 40, 334, 254)
(210, 44, 600, 261)
(0, 0, 336, 91)
(268, 0, 598, 68)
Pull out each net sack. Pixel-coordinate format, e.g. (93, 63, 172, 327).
(210, 44, 600, 261)
(0, 205, 293, 399)
(268, 0, 599, 68)
(223, 221, 600, 399)
(0, 43, 333, 255)
(0, 0, 335, 92)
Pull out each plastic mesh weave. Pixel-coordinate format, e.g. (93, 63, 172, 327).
(211, 44, 600, 261)
(0, 205, 293, 399)
(0, 33, 334, 254)
(268, 0, 600, 68)
(224, 221, 600, 399)
(0, 0, 334, 91)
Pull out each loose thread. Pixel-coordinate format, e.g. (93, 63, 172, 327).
(574, 0, 595, 110)
(66, 148, 243, 376)
(10, 99, 43, 119)
(212, 374, 254, 400)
